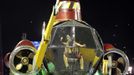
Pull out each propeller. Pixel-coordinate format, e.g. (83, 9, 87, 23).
(13, 49, 35, 73)
(9, 40, 37, 75)
(14, 50, 34, 73)
(111, 57, 125, 75)
(103, 49, 129, 75)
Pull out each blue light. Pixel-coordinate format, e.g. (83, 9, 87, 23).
(32, 41, 40, 49)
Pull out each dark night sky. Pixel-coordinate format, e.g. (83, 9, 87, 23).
(1, 0, 134, 63)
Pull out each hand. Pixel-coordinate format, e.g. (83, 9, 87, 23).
(60, 37, 63, 41)
(82, 44, 86, 47)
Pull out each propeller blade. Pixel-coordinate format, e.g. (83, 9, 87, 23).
(28, 53, 34, 59)
(16, 52, 23, 59)
(108, 55, 112, 75)
(28, 64, 33, 72)
(116, 68, 122, 75)
(16, 63, 23, 70)
(117, 57, 124, 65)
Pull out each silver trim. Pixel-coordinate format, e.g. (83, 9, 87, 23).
(9, 46, 38, 75)
(103, 49, 129, 75)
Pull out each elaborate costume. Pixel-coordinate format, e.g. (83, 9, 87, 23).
(61, 35, 86, 70)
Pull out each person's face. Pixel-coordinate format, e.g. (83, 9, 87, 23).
(67, 35, 71, 42)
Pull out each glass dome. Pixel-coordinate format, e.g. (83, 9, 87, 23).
(45, 20, 104, 75)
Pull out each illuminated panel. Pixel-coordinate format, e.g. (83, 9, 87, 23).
(32, 41, 40, 49)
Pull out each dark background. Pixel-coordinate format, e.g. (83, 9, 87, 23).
(0, 0, 134, 74)
(0, 17, 3, 75)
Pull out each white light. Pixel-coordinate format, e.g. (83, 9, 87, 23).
(128, 66, 133, 74)
(42, 21, 46, 35)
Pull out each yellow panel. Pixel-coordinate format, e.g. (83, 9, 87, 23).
(102, 59, 108, 75)
(92, 56, 100, 67)
(34, 7, 56, 69)
(73, 3, 77, 9)
(79, 48, 96, 62)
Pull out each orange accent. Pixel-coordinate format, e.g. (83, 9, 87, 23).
(56, 9, 76, 21)
(104, 43, 115, 52)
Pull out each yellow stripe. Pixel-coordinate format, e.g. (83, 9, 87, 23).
(102, 60, 108, 75)
(73, 3, 80, 9)
(57, 2, 62, 10)
(34, 7, 56, 69)
(67, 2, 71, 8)
(92, 56, 99, 66)
(73, 3, 77, 9)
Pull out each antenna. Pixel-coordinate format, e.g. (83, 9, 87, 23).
(22, 33, 27, 40)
